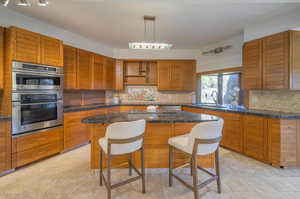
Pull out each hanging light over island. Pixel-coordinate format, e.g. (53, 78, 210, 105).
(129, 16, 172, 50)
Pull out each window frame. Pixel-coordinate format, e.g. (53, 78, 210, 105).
(197, 70, 243, 105)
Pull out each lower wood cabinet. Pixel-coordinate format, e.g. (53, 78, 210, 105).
(243, 115, 268, 162)
(0, 121, 11, 172)
(12, 126, 63, 168)
(183, 106, 300, 167)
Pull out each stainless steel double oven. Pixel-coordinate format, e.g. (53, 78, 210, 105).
(12, 61, 64, 136)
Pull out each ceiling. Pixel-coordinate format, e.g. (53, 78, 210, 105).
(7, 0, 300, 49)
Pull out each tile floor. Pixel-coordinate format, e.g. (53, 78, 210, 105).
(1, 145, 300, 199)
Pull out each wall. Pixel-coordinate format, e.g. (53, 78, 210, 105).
(195, 34, 243, 72)
(244, 6, 300, 42)
(0, 7, 114, 57)
(249, 90, 300, 113)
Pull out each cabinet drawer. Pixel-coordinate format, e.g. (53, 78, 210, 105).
(13, 141, 62, 167)
(13, 127, 63, 152)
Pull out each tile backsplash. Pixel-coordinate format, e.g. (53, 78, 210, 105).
(249, 90, 300, 113)
(106, 86, 195, 104)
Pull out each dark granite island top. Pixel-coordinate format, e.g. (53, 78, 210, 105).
(82, 110, 220, 124)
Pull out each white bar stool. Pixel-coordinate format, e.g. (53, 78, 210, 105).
(98, 119, 146, 199)
(168, 119, 224, 199)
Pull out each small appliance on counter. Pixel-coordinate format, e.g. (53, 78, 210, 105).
(147, 105, 158, 113)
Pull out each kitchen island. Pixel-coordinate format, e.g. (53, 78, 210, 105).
(83, 110, 220, 169)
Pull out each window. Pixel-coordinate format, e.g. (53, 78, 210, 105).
(197, 72, 242, 107)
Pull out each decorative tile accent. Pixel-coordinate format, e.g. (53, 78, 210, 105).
(106, 86, 195, 104)
(249, 90, 300, 113)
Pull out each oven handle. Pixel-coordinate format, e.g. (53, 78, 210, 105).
(13, 70, 64, 77)
(14, 101, 63, 106)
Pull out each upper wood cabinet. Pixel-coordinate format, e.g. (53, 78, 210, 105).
(263, 32, 289, 89)
(63, 45, 77, 89)
(77, 49, 93, 90)
(243, 30, 300, 90)
(92, 53, 105, 90)
(105, 57, 115, 90)
(8, 27, 63, 67)
(115, 60, 124, 91)
(243, 39, 263, 90)
(0, 27, 4, 90)
(124, 61, 157, 85)
(40, 35, 63, 67)
(157, 60, 196, 91)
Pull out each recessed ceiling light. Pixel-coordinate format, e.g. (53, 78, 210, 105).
(16, 0, 31, 6)
(37, 0, 49, 7)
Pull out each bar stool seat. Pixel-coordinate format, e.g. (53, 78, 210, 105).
(168, 119, 224, 199)
(98, 119, 146, 199)
(99, 137, 143, 155)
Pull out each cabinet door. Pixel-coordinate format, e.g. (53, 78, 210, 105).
(181, 60, 196, 91)
(157, 61, 171, 90)
(170, 63, 183, 91)
(222, 113, 243, 153)
(77, 49, 93, 89)
(11, 27, 41, 63)
(263, 32, 289, 89)
(0, 121, 11, 172)
(0, 27, 4, 90)
(115, 60, 124, 90)
(290, 31, 300, 90)
(63, 45, 77, 89)
(243, 115, 268, 162)
(40, 35, 63, 67)
(92, 54, 105, 90)
(243, 39, 263, 90)
(105, 57, 115, 90)
(64, 111, 89, 150)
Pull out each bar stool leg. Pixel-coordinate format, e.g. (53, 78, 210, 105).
(192, 155, 199, 199)
(128, 153, 132, 176)
(190, 158, 193, 176)
(141, 147, 146, 193)
(215, 149, 221, 194)
(99, 149, 103, 186)
(107, 154, 112, 199)
(169, 145, 174, 187)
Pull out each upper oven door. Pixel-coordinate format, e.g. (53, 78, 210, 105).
(12, 71, 63, 91)
(12, 92, 63, 135)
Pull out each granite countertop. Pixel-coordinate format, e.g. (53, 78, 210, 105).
(64, 103, 300, 119)
(184, 104, 300, 119)
(64, 103, 185, 113)
(82, 110, 220, 124)
(0, 115, 11, 122)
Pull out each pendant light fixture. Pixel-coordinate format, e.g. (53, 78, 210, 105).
(129, 16, 172, 50)
(1, 0, 49, 7)
(37, 0, 48, 6)
(16, 0, 31, 6)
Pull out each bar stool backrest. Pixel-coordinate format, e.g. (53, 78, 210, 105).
(188, 119, 224, 155)
(105, 119, 146, 154)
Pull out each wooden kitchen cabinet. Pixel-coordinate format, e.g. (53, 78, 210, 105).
(8, 26, 63, 66)
(104, 57, 115, 90)
(243, 115, 268, 162)
(40, 35, 63, 67)
(63, 45, 77, 89)
(124, 61, 157, 85)
(157, 60, 196, 91)
(263, 32, 289, 89)
(243, 30, 300, 90)
(0, 121, 11, 172)
(77, 49, 93, 90)
(11, 126, 63, 168)
(92, 53, 105, 90)
(9, 26, 41, 64)
(243, 39, 263, 90)
(115, 60, 124, 90)
(63, 111, 89, 150)
(0, 27, 4, 90)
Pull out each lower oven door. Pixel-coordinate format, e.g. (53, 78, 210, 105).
(12, 100, 63, 135)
